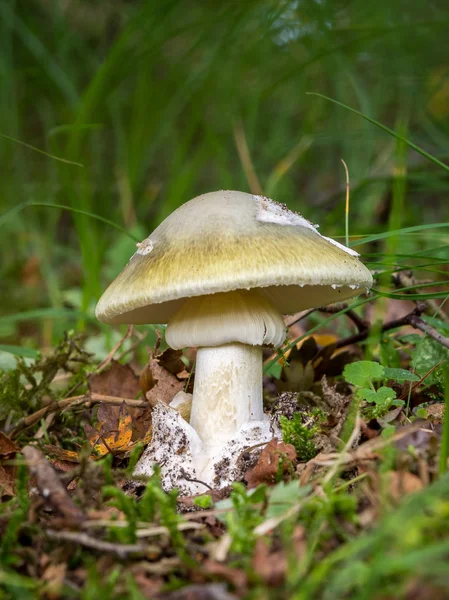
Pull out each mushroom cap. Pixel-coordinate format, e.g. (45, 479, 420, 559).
(96, 191, 373, 324)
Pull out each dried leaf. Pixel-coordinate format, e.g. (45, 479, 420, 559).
(0, 432, 19, 457)
(142, 356, 184, 408)
(42, 563, 67, 599)
(387, 470, 424, 502)
(157, 347, 186, 376)
(245, 439, 296, 489)
(202, 559, 248, 593)
(85, 403, 134, 457)
(0, 432, 19, 498)
(252, 526, 306, 586)
(44, 444, 80, 463)
(0, 463, 16, 497)
(89, 361, 140, 399)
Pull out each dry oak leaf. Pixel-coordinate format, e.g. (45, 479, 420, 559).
(0, 432, 20, 497)
(386, 470, 424, 502)
(84, 402, 134, 457)
(89, 360, 141, 399)
(44, 444, 80, 463)
(42, 563, 67, 600)
(252, 526, 306, 586)
(141, 355, 184, 408)
(245, 438, 296, 489)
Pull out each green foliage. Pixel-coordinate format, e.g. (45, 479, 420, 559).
(265, 480, 311, 519)
(103, 467, 194, 565)
(280, 409, 325, 460)
(0, 332, 91, 421)
(343, 360, 419, 417)
(193, 494, 213, 509)
(217, 483, 266, 555)
(411, 337, 449, 386)
(81, 565, 121, 600)
(296, 472, 449, 600)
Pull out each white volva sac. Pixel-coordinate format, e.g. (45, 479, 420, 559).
(96, 190, 373, 493)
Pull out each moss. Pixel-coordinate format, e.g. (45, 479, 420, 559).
(280, 408, 325, 461)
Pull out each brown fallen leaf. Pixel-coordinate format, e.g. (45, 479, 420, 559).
(84, 402, 134, 457)
(0, 464, 16, 497)
(44, 444, 80, 463)
(0, 432, 20, 457)
(202, 559, 248, 595)
(245, 439, 296, 489)
(22, 446, 84, 525)
(141, 355, 184, 408)
(0, 432, 20, 498)
(89, 360, 141, 399)
(252, 526, 306, 586)
(157, 347, 187, 376)
(386, 470, 424, 502)
(42, 562, 67, 600)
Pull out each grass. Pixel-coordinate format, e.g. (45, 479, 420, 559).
(0, 0, 449, 598)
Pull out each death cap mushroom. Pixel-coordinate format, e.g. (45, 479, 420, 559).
(95, 190, 373, 325)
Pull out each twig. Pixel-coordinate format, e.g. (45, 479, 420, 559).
(96, 325, 134, 372)
(81, 519, 204, 537)
(116, 330, 146, 362)
(285, 308, 317, 328)
(10, 393, 148, 438)
(180, 470, 214, 491)
(320, 304, 369, 333)
(334, 302, 449, 350)
(408, 315, 449, 350)
(45, 529, 146, 558)
(22, 446, 84, 524)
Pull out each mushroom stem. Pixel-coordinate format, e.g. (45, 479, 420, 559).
(190, 343, 264, 449)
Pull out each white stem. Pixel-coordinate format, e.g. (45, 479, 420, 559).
(190, 343, 263, 450)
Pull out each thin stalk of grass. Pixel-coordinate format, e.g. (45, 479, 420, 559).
(348, 223, 449, 247)
(0, 202, 138, 240)
(307, 92, 449, 173)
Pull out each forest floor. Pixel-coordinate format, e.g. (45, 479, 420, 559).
(1, 291, 449, 600)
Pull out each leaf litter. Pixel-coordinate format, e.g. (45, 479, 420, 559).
(0, 298, 449, 599)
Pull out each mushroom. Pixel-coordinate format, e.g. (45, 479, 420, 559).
(96, 190, 373, 493)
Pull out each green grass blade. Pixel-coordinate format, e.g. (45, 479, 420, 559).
(349, 223, 449, 247)
(0, 202, 138, 240)
(306, 92, 449, 173)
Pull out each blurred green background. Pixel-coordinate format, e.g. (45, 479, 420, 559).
(1, 0, 448, 353)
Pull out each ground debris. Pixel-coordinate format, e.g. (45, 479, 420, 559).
(22, 445, 85, 525)
(245, 438, 296, 488)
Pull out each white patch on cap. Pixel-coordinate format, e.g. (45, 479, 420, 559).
(255, 195, 319, 231)
(135, 238, 153, 256)
(322, 236, 359, 257)
(254, 194, 359, 258)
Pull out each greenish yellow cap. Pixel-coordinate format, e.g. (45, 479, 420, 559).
(95, 190, 373, 324)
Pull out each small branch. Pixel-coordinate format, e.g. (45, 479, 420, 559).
(333, 302, 449, 351)
(320, 303, 369, 333)
(22, 446, 85, 524)
(285, 308, 316, 328)
(45, 529, 146, 558)
(10, 393, 148, 439)
(409, 315, 449, 350)
(96, 325, 134, 372)
(180, 470, 213, 491)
